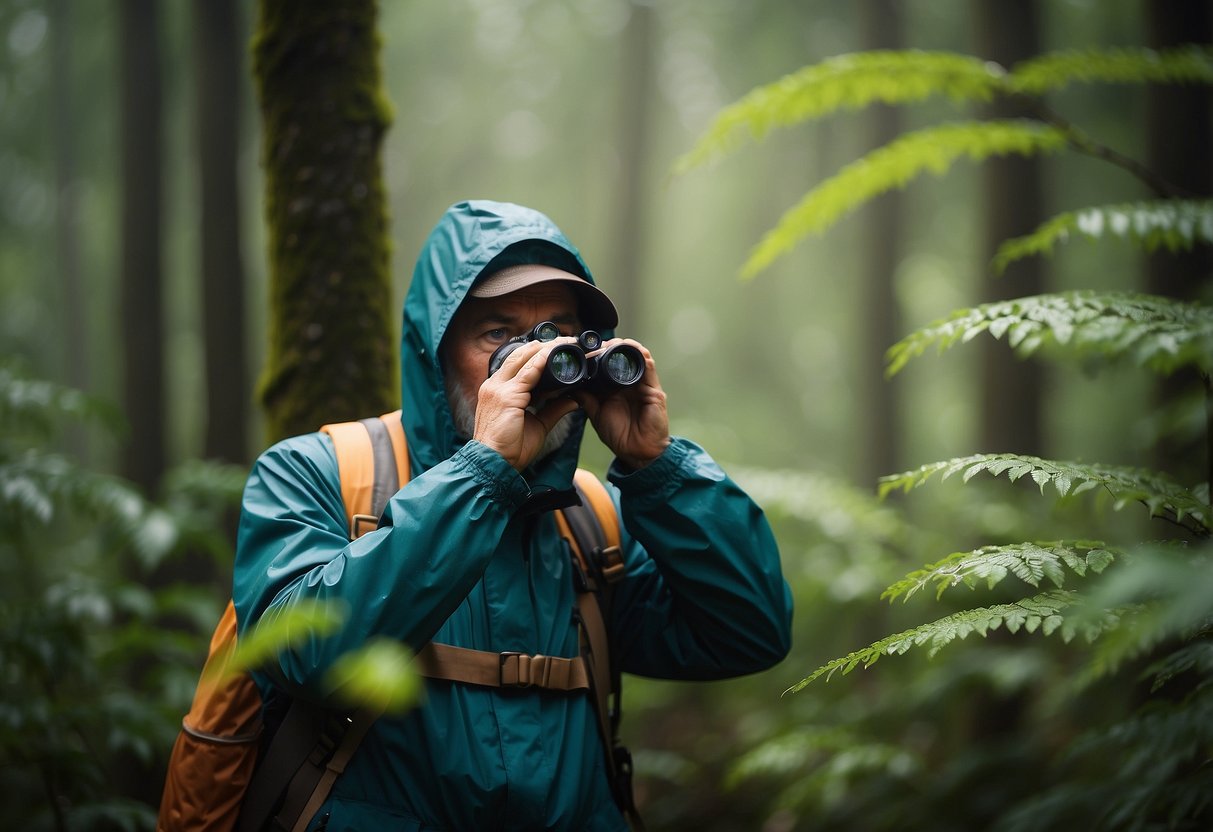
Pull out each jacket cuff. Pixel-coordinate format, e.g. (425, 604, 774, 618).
(607, 436, 693, 507)
(453, 441, 531, 510)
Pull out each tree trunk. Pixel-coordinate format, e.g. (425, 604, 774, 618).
(606, 1, 656, 334)
(195, 0, 250, 464)
(253, 0, 397, 443)
(856, 0, 905, 485)
(51, 0, 84, 396)
(973, 0, 1046, 456)
(119, 0, 166, 494)
(1145, 4, 1212, 484)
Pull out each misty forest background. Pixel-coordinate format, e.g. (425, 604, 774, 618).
(2, 0, 1212, 830)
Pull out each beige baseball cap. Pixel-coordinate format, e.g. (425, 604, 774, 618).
(469, 264, 619, 330)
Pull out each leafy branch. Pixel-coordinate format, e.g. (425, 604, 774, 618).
(1007, 45, 1213, 95)
(882, 541, 1117, 603)
(885, 291, 1213, 378)
(993, 200, 1213, 272)
(879, 453, 1209, 534)
(672, 50, 1003, 175)
(788, 590, 1132, 692)
(674, 47, 1213, 177)
(740, 119, 1067, 278)
(675, 46, 1213, 276)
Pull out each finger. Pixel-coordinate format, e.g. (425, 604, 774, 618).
(491, 339, 547, 381)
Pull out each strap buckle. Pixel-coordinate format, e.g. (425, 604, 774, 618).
(499, 652, 532, 687)
(499, 652, 556, 688)
(351, 513, 379, 539)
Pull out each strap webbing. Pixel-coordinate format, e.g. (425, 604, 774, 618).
(358, 417, 398, 518)
(415, 643, 590, 691)
(236, 700, 327, 832)
(286, 709, 378, 832)
(321, 410, 409, 539)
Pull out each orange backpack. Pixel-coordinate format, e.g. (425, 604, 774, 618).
(156, 412, 636, 831)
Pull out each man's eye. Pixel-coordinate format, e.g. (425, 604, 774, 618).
(484, 328, 509, 343)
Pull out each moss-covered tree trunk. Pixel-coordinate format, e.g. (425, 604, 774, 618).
(253, 0, 397, 443)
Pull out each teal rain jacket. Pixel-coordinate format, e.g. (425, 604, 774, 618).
(233, 200, 793, 831)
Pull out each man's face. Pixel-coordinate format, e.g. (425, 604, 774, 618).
(442, 282, 582, 440)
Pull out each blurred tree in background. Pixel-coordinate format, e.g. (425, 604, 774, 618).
(0, 1, 1209, 829)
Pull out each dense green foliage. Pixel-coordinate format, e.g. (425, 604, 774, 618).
(0, 365, 243, 830)
(680, 42, 1213, 831)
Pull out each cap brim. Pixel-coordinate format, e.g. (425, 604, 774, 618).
(470, 264, 619, 330)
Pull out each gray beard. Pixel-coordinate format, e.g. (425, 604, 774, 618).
(446, 375, 574, 464)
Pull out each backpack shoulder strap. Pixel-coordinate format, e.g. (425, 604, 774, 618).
(556, 470, 640, 827)
(320, 410, 409, 539)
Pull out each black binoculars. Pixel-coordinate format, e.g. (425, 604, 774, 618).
(487, 321, 645, 394)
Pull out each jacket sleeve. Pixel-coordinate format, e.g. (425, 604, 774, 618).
(606, 437, 793, 679)
(232, 434, 529, 698)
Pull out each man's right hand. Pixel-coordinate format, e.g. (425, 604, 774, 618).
(472, 337, 582, 471)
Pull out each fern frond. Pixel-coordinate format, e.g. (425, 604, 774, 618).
(724, 726, 852, 787)
(725, 726, 919, 811)
(885, 290, 1213, 377)
(741, 120, 1067, 278)
(882, 541, 1117, 603)
(0, 365, 112, 438)
(878, 453, 1209, 532)
(1071, 545, 1213, 686)
(1, 448, 179, 564)
(673, 51, 1004, 175)
(787, 590, 1129, 692)
(1009, 45, 1213, 95)
(993, 200, 1213, 272)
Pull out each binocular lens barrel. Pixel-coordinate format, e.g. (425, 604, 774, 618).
(545, 346, 586, 386)
(486, 322, 644, 394)
(601, 346, 643, 386)
(532, 321, 561, 342)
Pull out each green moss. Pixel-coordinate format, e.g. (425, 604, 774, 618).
(252, 0, 398, 442)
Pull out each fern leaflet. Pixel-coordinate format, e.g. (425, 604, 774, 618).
(741, 119, 1067, 278)
(993, 199, 1213, 272)
(885, 290, 1213, 377)
(1008, 45, 1213, 95)
(878, 452, 1209, 533)
(673, 51, 1002, 175)
(882, 541, 1118, 603)
(788, 590, 1131, 692)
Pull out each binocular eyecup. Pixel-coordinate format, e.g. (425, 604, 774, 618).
(487, 321, 644, 394)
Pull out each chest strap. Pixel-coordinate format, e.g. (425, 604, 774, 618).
(415, 643, 590, 691)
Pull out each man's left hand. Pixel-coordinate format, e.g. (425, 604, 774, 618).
(575, 339, 671, 470)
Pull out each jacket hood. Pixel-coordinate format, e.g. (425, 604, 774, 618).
(400, 200, 608, 489)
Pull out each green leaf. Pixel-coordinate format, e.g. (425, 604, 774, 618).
(740, 120, 1067, 278)
(882, 541, 1117, 603)
(788, 591, 1096, 692)
(673, 50, 1004, 175)
(885, 291, 1213, 378)
(223, 601, 346, 677)
(993, 200, 1213, 273)
(879, 453, 1208, 533)
(1008, 45, 1213, 95)
(326, 637, 423, 714)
